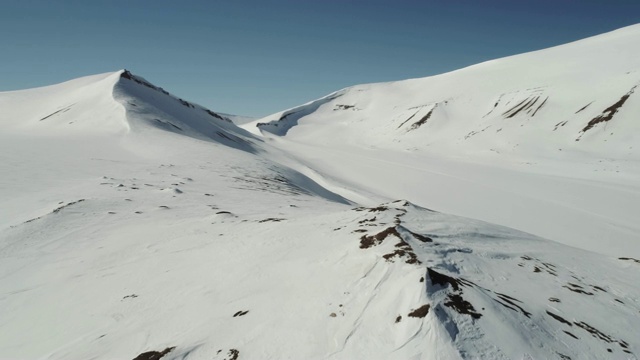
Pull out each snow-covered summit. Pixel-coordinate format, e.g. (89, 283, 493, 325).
(115, 69, 259, 152)
(0, 69, 257, 152)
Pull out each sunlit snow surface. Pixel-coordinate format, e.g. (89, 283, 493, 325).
(1, 25, 640, 360)
(244, 24, 640, 257)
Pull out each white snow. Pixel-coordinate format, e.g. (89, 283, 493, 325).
(1, 25, 640, 360)
(243, 23, 640, 257)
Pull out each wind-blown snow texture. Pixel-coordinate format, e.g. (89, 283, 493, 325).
(1, 25, 639, 360)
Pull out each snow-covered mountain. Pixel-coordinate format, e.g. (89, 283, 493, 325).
(248, 25, 640, 158)
(1, 25, 639, 360)
(243, 24, 640, 258)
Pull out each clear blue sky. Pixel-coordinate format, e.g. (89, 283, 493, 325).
(1, 0, 639, 117)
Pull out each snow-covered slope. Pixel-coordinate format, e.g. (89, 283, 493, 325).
(1, 25, 640, 360)
(243, 24, 640, 257)
(248, 24, 640, 159)
(0, 70, 349, 231)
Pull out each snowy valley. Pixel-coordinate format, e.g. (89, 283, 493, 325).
(1, 25, 640, 360)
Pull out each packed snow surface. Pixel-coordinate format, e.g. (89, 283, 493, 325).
(1, 25, 640, 360)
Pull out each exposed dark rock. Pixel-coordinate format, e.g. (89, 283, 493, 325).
(495, 293, 531, 318)
(427, 268, 462, 291)
(383, 249, 421, 264)
(225, 349, 240, 360)
(258, 218, 285, 223)
(53, 199, 85, 213)
(581, 85, 637, 133)
(444, 294, 482, 319)
(406, 229, 433, 242)
(563, 331, 579, 339)
(359, 226, 400, 249)
(563, 283, 594, 295)
(132, 347, 175, 360)
(575, 102, 593, 114)
(408, 304, 430, 318)
(409, 105, 436, 130)
(205, 109, 225, 121)
(575, 321, 614, 342)
(553, 120, 568, 131)
(503, 96, 540, 118)
(40, 104, 73, 121)
(531, 96, 548, 116)
(120, 70, 170, 95)
(546, 310, 572, 326)
(572, 321, 633, 354)
(482, 97, 503, 118)
(619, 257, 640, 264)
(178, 98, 194, 108)
(397, 110, 420, 129)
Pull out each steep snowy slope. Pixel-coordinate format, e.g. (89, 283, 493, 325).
(115, 70, 258, 153)
(243, 24, 640, 257)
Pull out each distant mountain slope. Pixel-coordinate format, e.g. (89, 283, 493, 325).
(246, 24, 640, 161)
(242, 24, 640, 257)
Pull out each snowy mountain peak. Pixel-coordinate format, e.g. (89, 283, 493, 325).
(118, 69, 231, 124)
(0, 69, 259, 152)
(113, 69, 259, 152)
